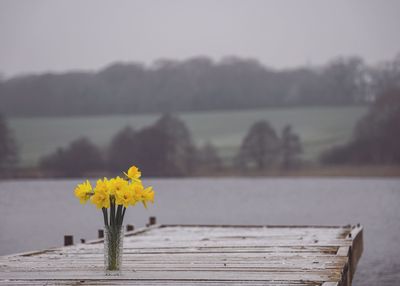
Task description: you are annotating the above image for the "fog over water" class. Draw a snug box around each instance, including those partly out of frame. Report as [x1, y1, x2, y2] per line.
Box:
[0, 177, 399, 285]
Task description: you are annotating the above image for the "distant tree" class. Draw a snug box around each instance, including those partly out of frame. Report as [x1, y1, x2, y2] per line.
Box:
[40, 137, 104, 177]
[237, 120, 280, 170]
[197, 142, 222, 172]
[132, 125, 170, 176]
[107, 126, 137, 172]
[133, 114, 198, 176]
[320, 88, 400, 165]
[0, 113, 18, 172]
[368, 53, 400, 100]
[154, 114, 198, 175]
[319, 57, 366, 104]
[280, 125, 302, 170]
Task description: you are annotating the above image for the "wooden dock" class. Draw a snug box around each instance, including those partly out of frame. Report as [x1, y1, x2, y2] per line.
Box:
[0, 224, 363, 286]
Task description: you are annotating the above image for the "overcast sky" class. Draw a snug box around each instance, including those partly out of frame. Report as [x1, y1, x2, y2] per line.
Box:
[0, 0, 399, 77]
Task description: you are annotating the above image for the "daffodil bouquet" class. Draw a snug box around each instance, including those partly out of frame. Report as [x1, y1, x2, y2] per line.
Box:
[74, 166, 154, 273]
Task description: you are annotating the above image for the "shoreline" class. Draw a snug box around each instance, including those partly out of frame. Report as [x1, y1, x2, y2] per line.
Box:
[1, 165, 400, 180]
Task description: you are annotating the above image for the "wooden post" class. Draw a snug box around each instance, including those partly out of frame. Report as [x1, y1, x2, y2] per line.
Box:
[64, 235, 73, 246]
[98, 229, 104, 238]
[126, 224, 134, 232]
[149, 216, 156, 226]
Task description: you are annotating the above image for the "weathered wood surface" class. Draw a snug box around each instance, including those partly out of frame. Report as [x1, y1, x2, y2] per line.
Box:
[0, 224, 363, 286]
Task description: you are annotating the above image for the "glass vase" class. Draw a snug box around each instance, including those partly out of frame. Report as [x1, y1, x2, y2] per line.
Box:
[104, 225, 124, 275]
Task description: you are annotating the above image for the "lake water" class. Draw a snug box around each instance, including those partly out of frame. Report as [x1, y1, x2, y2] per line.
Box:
[0, 177, 399, 285]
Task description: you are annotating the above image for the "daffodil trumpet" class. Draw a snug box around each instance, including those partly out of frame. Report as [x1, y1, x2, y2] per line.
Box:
[74, 165, 155, 273]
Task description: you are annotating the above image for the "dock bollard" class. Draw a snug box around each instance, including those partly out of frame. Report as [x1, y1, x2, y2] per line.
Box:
[64, 235, 73, 246]
[98, 229, 104, 238]
[126, 224, 134, 232]
[149, 216, 156, 226]
[80, 239, 86, 244]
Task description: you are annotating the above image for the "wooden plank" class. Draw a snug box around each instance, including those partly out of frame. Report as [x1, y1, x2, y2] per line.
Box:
[0, 280, 322, 286]
[162, 224, 351, 229]
[0, 271, 343, 282]
[336, 247, 350, 257]
[348, 225, 363, 284]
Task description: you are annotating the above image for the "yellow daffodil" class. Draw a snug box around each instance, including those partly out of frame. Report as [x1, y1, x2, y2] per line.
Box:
[90, 186, 110, 209]
[115, 185, 136, 208]
[141, 186, 155, 209]
[89, 178, 111, 209]
[95, 177, 109, 193]
[108, 176, 128, 196]
[124, 165, 141, 182]
[74, 180, 93, 204]
[125, 182, 140, 205]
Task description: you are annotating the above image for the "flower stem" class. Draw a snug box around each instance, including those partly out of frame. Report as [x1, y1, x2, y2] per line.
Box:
[121, 207, 126, 225]
[110, 200, 116, 227]
[102, 208, 108, 226]
[116, 205, 122, 226]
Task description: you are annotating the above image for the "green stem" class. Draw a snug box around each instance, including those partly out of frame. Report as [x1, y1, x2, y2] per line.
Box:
[110, 199, 116, 227]
[102, 208, 108, 226]
[116, 205, 123, 226]
[121, 207, 126, 225]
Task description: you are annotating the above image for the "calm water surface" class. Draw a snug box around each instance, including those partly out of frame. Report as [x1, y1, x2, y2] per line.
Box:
[0, 177, 399, 285]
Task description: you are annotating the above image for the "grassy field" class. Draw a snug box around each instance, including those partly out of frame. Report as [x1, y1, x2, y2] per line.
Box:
[9, 106, 368, 167]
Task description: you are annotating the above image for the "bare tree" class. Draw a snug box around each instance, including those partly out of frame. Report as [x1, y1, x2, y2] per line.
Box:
[131, 114, 198, 176]
[155, 114, 198, 175]
[108, 126, 137, 172]
[237, 120, 280, 170]
[281, 125, 302, 170]
[320, 87, 400, 165]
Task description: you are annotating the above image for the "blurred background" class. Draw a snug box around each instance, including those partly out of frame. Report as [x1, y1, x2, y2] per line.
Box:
[0, 0, 399, 285]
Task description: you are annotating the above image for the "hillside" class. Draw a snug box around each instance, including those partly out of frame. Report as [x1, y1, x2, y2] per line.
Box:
[9, 106, 367, 167]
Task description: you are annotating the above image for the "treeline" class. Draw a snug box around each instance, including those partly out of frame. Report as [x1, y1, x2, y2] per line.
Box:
[321, 87, 400, 165]
[39, 114, 208, 177]
[1, 54, 399, 117]
[37, 114, 303, 177]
